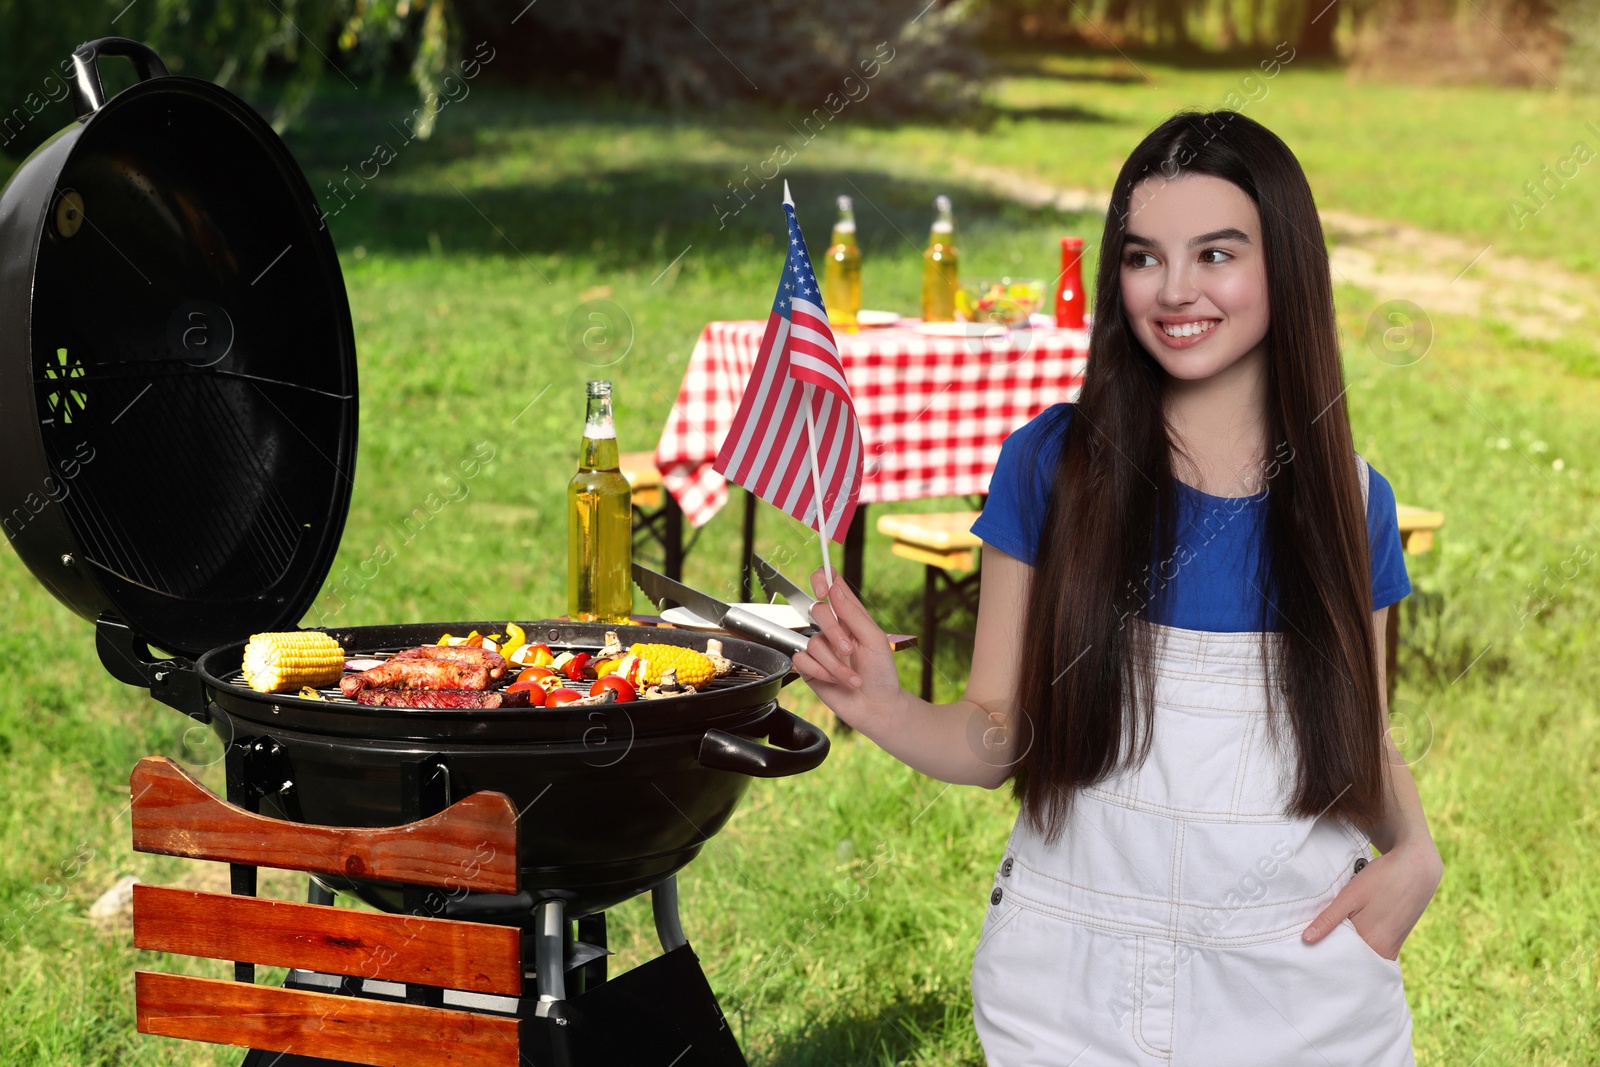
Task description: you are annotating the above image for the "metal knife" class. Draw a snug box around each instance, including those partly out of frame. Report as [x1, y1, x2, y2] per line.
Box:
[750, 553, 816, 625]
[632, 563, 812, 658]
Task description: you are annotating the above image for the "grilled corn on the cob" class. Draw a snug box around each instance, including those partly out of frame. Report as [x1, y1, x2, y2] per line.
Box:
[241, 631, 346, 694]
[626, 643, 714, 689]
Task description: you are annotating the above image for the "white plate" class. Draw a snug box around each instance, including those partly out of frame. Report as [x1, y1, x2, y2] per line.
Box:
[660, 602, 811, 631]
[856, 309, 902, 327]
[913, 320, 1014, 337]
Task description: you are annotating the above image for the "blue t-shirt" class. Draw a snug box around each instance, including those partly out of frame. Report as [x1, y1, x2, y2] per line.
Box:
[969, 404, 1411, 632]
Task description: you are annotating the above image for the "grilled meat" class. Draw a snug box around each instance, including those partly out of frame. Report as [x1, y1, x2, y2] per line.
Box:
[391, 644, 508, 679]
[339, 659, 490, 697]
[353, 687, 527, 710]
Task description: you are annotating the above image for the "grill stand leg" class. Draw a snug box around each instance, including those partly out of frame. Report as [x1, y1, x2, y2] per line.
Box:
[223, 743, 259, 985]
[400, 755, 451, 1008]
[574, 913, 607, 992]
[535, 898, 568, 1012]
[520, 879, 746, 1066]
[653, 875, 688, 953]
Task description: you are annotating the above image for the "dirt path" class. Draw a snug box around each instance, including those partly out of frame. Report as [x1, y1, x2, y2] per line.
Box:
[956, 161, 1600, 342]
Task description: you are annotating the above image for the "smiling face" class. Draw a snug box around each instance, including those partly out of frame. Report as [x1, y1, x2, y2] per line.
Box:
[1119, 173, 1270, 385]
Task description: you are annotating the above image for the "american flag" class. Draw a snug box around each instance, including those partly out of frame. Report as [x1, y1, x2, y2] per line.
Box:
[713, 196, 863, 545]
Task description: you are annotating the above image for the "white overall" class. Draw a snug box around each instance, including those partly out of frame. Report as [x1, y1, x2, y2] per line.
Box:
[972, 458, 1416, 1066]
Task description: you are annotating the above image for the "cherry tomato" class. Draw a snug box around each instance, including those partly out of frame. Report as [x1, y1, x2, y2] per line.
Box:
[517, 665, 557, 684]
[591, 676, 637, 703]
[526, 643, 555, 668]
[565, 652, 594, 681]
[505, 680, 548, 706]
[545, 687, 585, 707]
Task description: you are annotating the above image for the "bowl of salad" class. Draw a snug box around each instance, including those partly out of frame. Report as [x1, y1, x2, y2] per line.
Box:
[955, 278, 1046, 327]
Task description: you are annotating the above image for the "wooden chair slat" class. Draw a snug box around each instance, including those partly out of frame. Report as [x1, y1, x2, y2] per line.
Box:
[133, 885, 522, 995]
[875, 511, 983, 550]
[129, 758, 519, 894]
[135, 971, 520, 1067]
[889, 542, 976, 572]
[619, 451, 662, 483]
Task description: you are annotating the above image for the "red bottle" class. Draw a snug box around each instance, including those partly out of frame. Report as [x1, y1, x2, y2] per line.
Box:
[1054, 236, 1086, 329]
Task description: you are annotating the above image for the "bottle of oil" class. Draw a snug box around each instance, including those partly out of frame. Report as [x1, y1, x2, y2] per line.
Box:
[568, 380, 632, 623]
[921, 195, 959, 322]
[823, 195, 862, 331]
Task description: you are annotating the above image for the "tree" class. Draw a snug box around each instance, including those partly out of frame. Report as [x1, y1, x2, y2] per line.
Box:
[0, 0, 453, 159]
[1298, 0, 1342, 57]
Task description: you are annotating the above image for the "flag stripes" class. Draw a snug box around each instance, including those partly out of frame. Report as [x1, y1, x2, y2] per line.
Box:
[713, 202, 864, 545]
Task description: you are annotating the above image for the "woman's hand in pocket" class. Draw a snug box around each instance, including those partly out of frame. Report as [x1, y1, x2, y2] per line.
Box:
[1301, 839, 1443, 959]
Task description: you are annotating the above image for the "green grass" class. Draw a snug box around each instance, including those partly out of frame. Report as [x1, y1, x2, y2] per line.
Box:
[1, 58, 1598, 1065]
[895, 50, 1600, 275]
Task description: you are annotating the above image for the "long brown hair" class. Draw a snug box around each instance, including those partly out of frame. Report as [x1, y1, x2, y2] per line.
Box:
[1011, 110, 1386, 839]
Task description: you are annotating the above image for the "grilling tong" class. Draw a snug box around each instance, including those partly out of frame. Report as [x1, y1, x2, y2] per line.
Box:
[633, 557, 920, 659]
[632, 555, 818, 658]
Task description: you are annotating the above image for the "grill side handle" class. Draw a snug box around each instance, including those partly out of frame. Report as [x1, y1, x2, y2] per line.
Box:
[698, 706, 829, 778]
[96, 614, 208, 722]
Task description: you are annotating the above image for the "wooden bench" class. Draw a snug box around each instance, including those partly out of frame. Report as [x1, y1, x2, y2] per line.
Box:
[1389, 503, 1445, 703]
[618, 450, 664, 510]
[1396, 504, 1444, 554]
[620, 450, 693, 581]
[129, 757, 524, 1067]
[877, 511, 984, 702]
[620, 451, 763, 599]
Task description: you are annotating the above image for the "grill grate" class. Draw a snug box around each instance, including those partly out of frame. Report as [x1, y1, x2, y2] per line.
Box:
[221, 639, 771, 706]
[45, 370, 304, 599]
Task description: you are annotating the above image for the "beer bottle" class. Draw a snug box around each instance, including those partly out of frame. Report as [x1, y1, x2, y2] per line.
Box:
[567, 380, 633, 623]
[921, 195, 959, 323]
[823, 195, 862, 331]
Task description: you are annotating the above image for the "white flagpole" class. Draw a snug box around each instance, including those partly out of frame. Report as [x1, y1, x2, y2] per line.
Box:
[784, 180, 836, 589]
[802, 383, 836, 588]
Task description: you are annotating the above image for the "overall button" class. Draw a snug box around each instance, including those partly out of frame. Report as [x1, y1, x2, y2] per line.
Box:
[1353, 856, 1369, 874]
[991, 886, 1004, 906]
[1000, 857, 1014, 877]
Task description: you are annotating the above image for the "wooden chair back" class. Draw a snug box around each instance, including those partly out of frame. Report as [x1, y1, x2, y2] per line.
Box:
[128, 756, 524, 1067]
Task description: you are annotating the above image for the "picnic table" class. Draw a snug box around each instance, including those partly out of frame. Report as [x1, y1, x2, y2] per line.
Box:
[652, 317, 1089, 594]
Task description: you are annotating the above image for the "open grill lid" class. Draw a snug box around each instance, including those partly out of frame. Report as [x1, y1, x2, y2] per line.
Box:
[0, 38, 357, 659]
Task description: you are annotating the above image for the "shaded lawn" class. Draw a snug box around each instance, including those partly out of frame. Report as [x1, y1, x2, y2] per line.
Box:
[0, 69, 1596, 1065]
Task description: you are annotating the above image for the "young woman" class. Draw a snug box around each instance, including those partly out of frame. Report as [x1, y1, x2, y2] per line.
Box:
[793, 110, 1442, 1065]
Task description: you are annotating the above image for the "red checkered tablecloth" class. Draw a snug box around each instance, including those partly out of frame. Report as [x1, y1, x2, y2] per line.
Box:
[656, 319, 1089, 526]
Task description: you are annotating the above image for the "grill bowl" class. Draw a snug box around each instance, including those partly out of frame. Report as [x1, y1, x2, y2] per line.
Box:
[194, 620, 821, 921]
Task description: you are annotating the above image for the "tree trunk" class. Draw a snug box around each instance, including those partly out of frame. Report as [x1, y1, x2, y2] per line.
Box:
[1299, 0, 1340, 57]
[1104, 0, 1135, 43]
[1158, 0, 1193, 46]
[1247, 0, 1268, 46]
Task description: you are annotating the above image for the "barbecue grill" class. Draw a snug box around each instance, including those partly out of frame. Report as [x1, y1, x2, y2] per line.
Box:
[2, 37, 830, 1066]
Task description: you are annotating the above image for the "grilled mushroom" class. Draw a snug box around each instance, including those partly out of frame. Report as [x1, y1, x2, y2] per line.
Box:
[643, 667, 692, 700]
[704, 639, 733, 678]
